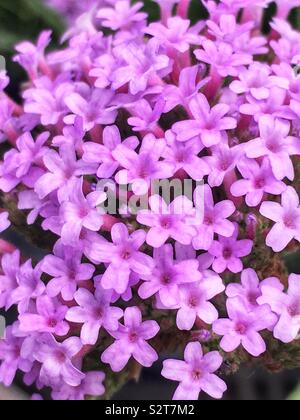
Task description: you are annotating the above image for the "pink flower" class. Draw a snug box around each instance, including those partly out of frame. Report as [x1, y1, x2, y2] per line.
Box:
[0, 326, 33, 386]
[258, 274, 300, 343]
[172, 93, 237, 146]
[192, 185, 236, 251]
[204, 141, 243, 188]
[60, 177, 106, 246]
[66, 286, 123, 345]
[64, 88, 117, 131]
[162, 65, 210, 113]
[260, 186, 300, 252]
[162, 342, 227, 400]
[19, 295, 69, 336]
[35, 145, 95, 201]
[175, 271, 225, 330]
[138, 244, 202, 307]
[10, 260, 45, 314]
[14, 31, 52, 78]
[101, 306, 159, 372]
[88, 223, 154, 294]
[0, 131, 49, 193]
[194, 40, 252, 77]
[127, 98, 165, 133]
[0, 250, 20, 310]
[209, 224, 253, 274]
[83, 125, 139, 179]
[146, 17, 201, 53]
[231, 157, 286, 207]
[112, 39, 171, 95]
[213, 297, 277, 357]
[34, 334, 84, 387]
[162, 130, 210, 180]
[246, 116, 300, 181]
[23, 74, 74, 125]
[113, 134, 174, 195]
[51, 371, 105, 401]
[137, 195, 197, 248]
[97, 1, 147, 31]
[226, 268, 284, 310]
[41, 241, 95, 301]
[230, 63, 288, 100]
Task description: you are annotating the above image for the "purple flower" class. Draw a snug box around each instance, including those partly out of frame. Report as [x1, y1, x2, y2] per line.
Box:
[34, 334, 84, 387]
[146, 17, 201, 53]
[23, 74, 74, 125]
[194, 40, 252, 77]
[83, 125, 139, 178]
[14, 31, 52, 79]
[162, 65, 210, 113]
[172, 93, 237, 146]
[138, 244, 202, 307]
[127, 98, 165, 133]
[64, 88, 117, 131]
[101, 306, 159, 372]
[41, 241, 95, 301]
[162, 130, 210, 180]
[239, 87, 291, 122]
[0, 212, 10, 233]
[112, 39, 171, 95]
[97, 1, 147, 31]
[35, 145, 95, 201]
[0, 131, 49, 193]
[213, 297, 277, 357]
[0, 326, 33, 386]
[52, 117, 85, 153]
[231, 157, 286, 207]
[204, 141, 243, 188]
[226, 268, 284, 310]
[0, 250, 20, 310]
[246, 116, 300, 181]
[113, 134, 174, 195]
[88, 223, 154, 294]
[258, 274, 300, 343]
[230, 63, 288, 100]
[161, 342, 227, 400]
[19, 295, 70, 337]
[51, 371, 105, 400]
[260, 186, 300, 252]
[175, 271, 225, 330]
[209, 224, 253, 274]
[192, 185, 236, 251]
[10, 260, 45, 314]
[66, 286, 123, 345]
[137, 195, 197, 248]
[60, 177, 106, 246]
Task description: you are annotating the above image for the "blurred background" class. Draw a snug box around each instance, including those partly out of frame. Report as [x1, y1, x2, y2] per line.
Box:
[0, 0, 299, 400]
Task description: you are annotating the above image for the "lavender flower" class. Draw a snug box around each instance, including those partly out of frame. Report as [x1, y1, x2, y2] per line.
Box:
[66, 286, 123, 345]
[260, 186, 300, 252]
[162, 342, 227, 400]
[213, 297, 277, 357]
[101, 306, 159, 372]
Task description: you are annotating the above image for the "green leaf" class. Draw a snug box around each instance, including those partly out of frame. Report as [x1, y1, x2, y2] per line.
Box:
[288, 384, 300, 401]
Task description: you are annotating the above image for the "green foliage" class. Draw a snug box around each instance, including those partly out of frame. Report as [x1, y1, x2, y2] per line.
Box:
[0, 0, 64, 96]
[288, 384, 300, 400]
[136, 0, 208, 22]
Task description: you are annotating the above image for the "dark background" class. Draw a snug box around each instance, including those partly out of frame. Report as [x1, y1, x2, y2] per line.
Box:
[0, 0, 300, 400]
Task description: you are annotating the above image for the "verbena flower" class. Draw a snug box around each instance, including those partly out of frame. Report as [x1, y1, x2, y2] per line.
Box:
[0, 0, 299, 401]
[162, 342, 227, 400]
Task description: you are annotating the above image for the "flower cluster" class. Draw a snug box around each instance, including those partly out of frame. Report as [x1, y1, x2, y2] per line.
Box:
[0, 0, 300, 401]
